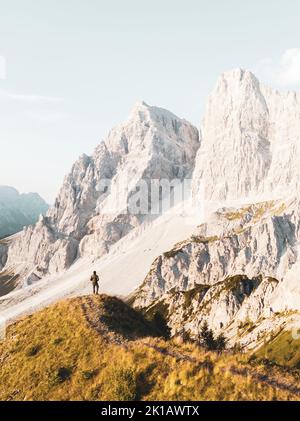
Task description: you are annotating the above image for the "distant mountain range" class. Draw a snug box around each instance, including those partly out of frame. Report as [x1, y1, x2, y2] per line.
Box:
[0, 186, 49, 239]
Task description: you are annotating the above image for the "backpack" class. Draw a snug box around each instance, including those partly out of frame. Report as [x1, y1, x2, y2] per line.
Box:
[90, 274, 99, 283]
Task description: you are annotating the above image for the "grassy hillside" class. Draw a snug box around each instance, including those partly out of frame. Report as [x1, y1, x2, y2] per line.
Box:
[0, 295, 300, 401]
[255, 329, 300, 368]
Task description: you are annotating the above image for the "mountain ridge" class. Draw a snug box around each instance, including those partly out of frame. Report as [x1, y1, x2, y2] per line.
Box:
[0, 294, 299, 401]
[1, 102, 199, 291]
[1, 69, 300, 353]
[0, 185, 48, 241]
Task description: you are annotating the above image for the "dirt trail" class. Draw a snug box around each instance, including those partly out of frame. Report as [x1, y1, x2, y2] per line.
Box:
[228, 366, 300, 398]
[80, 295, 300, 399]
[140, 341, 205, 364]
[144, 344, 300, 397]
[0, 203, 197, 325]
[80, 296, 126, 346]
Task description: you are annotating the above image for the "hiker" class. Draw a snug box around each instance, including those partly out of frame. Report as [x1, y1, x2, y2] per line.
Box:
[90, 271, 99, 294]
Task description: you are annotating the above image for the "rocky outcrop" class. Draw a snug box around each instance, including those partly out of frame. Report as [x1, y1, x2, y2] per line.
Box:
[0, 186, 49, 239]
[77, 103, 199, 259]
[130, 69, 300, 348]
[141, 274, 279, 338]
[132, 198, 300, 346]
[2, 102, 199, 286]
[133, 199, 298, 305]
[192, 69, 300, 207]
[5, 215, 79, 283]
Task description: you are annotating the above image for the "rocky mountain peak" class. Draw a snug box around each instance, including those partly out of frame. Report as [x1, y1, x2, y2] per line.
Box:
[217, 68, 259, 86]
[192, 69, 300, 207]
[2, 102, 199, 286]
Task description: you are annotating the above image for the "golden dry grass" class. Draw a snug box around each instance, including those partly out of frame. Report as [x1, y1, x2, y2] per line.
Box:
[0, 295, 299, 401]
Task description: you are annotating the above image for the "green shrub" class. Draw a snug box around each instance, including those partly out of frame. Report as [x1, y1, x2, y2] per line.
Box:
[25, 345, 41, 357]
[152, 312, 171, 339]
[48, 367, 72, 386]
[108, 367, 137, 401]
[214, 333, 226, 351]
[198, 322, 226, 351]
[82, 369, 99, 380]
[163, 248, 182, 258]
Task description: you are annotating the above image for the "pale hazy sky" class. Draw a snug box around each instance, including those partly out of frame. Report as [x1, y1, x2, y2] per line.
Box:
[0, 0, 300, 203]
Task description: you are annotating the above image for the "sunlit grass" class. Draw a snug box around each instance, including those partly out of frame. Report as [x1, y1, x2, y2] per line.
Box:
[0, 295, 299, 401]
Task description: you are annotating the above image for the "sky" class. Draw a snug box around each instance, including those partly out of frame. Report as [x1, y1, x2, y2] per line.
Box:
[0, 0, 300, 203]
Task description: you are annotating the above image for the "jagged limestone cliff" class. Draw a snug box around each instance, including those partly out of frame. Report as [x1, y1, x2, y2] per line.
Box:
[2, 102, 199, 289]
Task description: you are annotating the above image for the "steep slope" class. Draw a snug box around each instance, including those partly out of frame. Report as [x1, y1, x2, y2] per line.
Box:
[132, 198, 300, 348]
[2, 102, 199, 290]
[131, 69, 300, 348]
[3, 68, 300, 355]
[192, 69, 300, 209]
[0, 201, 198, 323]
[0, 295, 299, 401]
[0, 186, 48, 239]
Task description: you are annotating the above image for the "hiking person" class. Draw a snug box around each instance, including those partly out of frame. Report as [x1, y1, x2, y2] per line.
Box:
[90, 270, 99, 294]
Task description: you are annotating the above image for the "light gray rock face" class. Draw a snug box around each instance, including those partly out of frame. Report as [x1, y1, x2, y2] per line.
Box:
[192, 69, 300, 205]
[132, 198, 300, 346]
[3, 102, 199, 286]
[5, 215, 79, 282]
[0, 186, 49, 239]
[131, 69, 300, 348]
[142, 275, 279, 339]
[78, 102, 199, 258]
